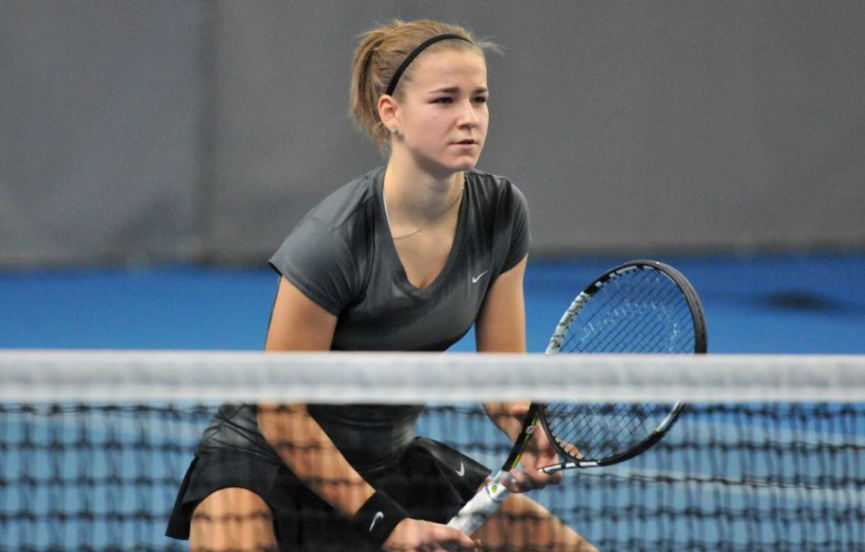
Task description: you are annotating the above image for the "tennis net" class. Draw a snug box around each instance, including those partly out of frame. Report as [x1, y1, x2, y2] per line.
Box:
[1, 351, 863, 551]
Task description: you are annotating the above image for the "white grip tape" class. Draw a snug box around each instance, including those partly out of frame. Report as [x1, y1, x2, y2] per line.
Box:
[446, 471, 511, 534]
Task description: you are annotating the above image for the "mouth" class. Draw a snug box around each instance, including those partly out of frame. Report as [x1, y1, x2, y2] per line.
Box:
[453, 138, 479, 146]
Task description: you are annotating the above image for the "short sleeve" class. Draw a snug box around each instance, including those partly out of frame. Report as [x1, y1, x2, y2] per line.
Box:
[269, 218, 358, 315]
[501, 183, 530, 272]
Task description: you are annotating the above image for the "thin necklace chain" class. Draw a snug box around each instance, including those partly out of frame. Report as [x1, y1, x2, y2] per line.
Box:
[384, 183, 465, 240]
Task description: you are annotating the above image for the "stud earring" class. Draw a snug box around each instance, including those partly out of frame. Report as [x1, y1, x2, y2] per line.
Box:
[392, 128, 399, 135]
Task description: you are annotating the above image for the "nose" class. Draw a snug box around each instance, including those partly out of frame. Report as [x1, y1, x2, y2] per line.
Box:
[456, 98, 482, 129]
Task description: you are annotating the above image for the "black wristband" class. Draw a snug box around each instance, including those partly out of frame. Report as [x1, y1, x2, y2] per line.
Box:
[349, 491, 410, 546]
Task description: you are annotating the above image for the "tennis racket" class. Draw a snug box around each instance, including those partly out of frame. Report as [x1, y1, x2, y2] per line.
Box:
[447, 260, 707, 535]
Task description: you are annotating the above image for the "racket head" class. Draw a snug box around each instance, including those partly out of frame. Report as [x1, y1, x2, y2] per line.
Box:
[542, 260, 706, 467]
[546, 260, 707, 355]
[540, 401, 686, 466]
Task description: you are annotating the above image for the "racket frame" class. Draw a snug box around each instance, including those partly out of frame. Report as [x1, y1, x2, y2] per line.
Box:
[547, 260, 707, 355]
[447, 259, 707, 534]
[540, 260, 706, 469]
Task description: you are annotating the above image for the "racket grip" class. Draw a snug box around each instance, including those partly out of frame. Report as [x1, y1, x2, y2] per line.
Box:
[446, 471, 511, 535]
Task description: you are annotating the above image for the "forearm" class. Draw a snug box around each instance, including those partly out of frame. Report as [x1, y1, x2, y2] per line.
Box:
[262, 279, 369, 511]
[477, 257, 529, 438]
[257, 402, 374, 516]
[482, 402, 528, 440]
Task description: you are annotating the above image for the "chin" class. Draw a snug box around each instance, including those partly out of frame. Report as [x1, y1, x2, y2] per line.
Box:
[430, 161, 477, 178]
[451, 154, 482, 171]
[453, 160, 479, 172]
[416, 152, 482, 177]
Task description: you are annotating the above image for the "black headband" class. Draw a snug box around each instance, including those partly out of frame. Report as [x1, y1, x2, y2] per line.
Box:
[385, 33, 473, 96]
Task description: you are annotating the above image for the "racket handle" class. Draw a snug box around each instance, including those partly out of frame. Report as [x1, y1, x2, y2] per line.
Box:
[446, 470, 511, 535]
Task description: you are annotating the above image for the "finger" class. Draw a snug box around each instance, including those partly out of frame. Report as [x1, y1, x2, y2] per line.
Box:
[520, 468, 545, 489]
[528, 436, 558, 458]
[522, 467, 563, 488]
[509, 402, 530, 420]
[504, 468, 545, 492]
[444, 529, 478, 552]
[560, 442, 583, 459]
[502, 469, 527, 492]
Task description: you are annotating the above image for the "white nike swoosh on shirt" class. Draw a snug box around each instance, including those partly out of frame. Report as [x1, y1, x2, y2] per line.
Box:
[472, 271, 488, 283]
[455, 461, 466, 476]
[369, 512, 384, 532]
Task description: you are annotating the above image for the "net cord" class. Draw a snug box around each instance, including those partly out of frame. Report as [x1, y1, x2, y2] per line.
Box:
[1, 351, 863, 403]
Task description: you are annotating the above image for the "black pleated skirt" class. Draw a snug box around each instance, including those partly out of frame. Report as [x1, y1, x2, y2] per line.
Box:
[166, 436, 490, 551]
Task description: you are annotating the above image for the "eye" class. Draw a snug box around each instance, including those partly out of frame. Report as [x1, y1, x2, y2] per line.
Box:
[473, 95, 489, 105]
[433, 97, 454, 104]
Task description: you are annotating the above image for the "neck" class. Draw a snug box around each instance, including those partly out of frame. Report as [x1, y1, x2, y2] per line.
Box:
[383, 160, 464, 223]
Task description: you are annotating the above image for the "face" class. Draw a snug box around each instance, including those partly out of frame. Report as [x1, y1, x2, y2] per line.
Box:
[390, 49, 489, 177]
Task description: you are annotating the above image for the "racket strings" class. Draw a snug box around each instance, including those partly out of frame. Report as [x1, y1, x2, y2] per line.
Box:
[616, 294, 695, 353]
[547, 265, 698, 461]
[560, 269, 696, 354]
[544, 403, 671, 461]
[592, 277, 683, 352]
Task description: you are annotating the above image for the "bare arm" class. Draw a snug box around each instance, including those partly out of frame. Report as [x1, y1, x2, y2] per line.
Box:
[476, 255, 528, 435]
[474, 257, 562, 492]
[261, 277, 373, 511]
[474, 256, 527, 355]
[262, 277, 477, 551]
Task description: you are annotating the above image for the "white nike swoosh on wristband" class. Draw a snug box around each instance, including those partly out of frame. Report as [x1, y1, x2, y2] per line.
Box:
[369, 511, 384, 532]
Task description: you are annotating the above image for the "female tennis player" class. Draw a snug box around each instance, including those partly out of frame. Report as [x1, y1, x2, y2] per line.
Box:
[167, 20, 598, 552]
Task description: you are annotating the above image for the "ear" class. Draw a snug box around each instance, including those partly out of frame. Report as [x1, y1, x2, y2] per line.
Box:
[377, 94, 399, 133]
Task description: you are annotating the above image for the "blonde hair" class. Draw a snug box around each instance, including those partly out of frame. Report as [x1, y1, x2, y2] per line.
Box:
[350, 20, 497, 152]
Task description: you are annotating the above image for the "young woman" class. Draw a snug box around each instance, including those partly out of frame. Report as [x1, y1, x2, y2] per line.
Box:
[167, 20, 598, 552]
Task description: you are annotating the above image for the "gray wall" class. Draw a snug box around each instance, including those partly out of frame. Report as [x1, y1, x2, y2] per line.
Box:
[2, 1, 863, 268]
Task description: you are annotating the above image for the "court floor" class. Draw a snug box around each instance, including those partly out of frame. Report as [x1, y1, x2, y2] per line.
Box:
[0, 253, 862, 550]
[1, 253, 863, 353]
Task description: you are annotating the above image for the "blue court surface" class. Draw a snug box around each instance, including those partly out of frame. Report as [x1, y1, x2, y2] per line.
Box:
[0, 253, 863, 551]
[1, 253, 863, 353]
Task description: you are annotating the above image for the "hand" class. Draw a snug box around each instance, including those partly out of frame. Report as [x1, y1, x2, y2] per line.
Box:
[502, 403, 564, 493]
[384, 518, 478, 552]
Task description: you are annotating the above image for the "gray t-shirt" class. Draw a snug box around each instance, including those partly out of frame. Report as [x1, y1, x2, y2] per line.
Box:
[268, 166, 529, 471]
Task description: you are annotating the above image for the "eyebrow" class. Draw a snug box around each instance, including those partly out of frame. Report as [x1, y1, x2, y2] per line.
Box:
[428, 86, 489, 95]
